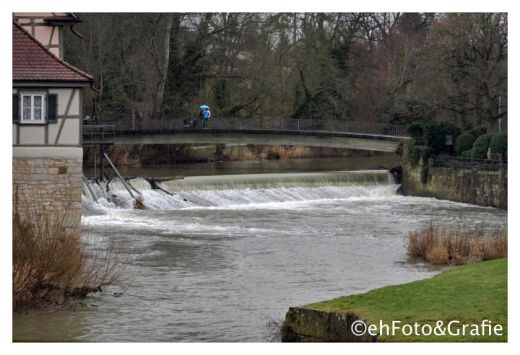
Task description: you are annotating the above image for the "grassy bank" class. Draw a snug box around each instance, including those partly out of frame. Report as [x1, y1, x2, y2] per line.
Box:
[302, 259, 507, 341]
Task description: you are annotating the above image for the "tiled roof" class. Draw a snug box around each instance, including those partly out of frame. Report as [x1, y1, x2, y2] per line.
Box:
[12, 21, 93, 82]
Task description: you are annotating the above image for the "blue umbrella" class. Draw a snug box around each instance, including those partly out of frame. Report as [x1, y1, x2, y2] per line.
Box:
[199, 104, 209, 110]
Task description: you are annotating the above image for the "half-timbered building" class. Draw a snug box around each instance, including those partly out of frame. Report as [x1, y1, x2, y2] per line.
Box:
[12, 13, 93, 233]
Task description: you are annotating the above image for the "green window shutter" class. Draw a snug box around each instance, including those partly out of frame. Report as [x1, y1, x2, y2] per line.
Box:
[47, 94, 58, 123]
[13, 94, 19, 123]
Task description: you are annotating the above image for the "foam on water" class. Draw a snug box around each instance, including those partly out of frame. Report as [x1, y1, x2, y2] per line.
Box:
[82, 170, 398, 212]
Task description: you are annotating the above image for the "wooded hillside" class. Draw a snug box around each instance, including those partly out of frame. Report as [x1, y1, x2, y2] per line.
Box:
[65, 13, 507, 131]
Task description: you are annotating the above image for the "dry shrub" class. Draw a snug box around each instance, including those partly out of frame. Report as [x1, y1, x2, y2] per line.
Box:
[467, 238, 484, 264]
[225, 146, 255, 161]
[13, 209, 120, 311]
[408, 221, 507, 266]
[482, 230, 508, 260]
[426, 245, 450, 265]
[225, 145, 379, 161]
[408, 231, 420, 257]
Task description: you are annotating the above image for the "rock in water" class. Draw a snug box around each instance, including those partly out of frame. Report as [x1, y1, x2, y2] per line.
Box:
[134, 195, 145, 209]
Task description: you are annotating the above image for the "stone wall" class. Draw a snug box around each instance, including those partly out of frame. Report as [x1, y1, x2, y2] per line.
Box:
[281, 307, 377, 342]
[13, 157, 83, 234]
[401, 157, 507, 209]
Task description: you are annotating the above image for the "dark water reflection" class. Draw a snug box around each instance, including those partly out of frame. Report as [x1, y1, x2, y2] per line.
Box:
[84, 155, 401, 178]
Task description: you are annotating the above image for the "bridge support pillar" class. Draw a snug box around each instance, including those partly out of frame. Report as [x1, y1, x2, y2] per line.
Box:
[215, 143, 226, 162]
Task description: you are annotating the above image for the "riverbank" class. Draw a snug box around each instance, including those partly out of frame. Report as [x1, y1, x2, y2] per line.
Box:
[282, 259, 507, 342]
[83, 144, 393, 167]
[401, 142, 507, 209]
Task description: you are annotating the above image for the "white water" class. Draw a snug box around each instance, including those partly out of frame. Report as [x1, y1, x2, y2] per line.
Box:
[82, 170, 397, 211]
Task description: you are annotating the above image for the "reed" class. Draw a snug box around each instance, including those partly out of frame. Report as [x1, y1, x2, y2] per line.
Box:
[408, 222, 507, 265]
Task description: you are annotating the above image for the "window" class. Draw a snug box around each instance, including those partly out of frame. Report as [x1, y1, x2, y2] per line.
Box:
[20, 93, 46, 123]
[13, 92, 57, 124]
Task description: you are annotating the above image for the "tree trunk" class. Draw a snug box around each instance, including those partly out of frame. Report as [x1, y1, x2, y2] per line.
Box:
[153, 14, 173, 119]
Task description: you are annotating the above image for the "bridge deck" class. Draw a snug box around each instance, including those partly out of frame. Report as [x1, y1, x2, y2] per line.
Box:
[83, 118, 409, 152]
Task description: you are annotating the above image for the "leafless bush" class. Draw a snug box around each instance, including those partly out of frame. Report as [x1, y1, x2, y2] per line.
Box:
[408, 221, 507, 265]
[13, 207, 121, 311]
[426, 244, 450, 265]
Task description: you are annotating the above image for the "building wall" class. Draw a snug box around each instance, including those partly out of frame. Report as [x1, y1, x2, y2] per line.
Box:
[14, 13, 66, 58]
[13, 154, 83, 235]
[13, 85, 84, 234]
[13, 87, 82, 146]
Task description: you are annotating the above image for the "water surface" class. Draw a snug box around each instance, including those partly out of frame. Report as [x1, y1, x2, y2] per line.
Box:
[14, 158, 507, 342]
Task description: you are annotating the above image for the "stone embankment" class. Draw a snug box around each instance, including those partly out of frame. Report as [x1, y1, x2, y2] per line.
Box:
[401, 151, 507, 209]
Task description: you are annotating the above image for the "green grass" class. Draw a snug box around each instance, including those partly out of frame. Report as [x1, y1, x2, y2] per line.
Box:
[306, 259, 507, 342]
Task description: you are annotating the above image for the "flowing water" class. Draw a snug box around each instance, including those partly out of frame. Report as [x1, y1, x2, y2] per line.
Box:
[13, 157, 507, 342]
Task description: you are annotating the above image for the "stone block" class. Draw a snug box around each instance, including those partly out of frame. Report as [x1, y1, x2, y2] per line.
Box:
[13, 157, 83, 235]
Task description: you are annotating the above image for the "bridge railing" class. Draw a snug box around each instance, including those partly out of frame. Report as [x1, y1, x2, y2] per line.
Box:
[430, 155, 507, 171]
[82, 124, 115, 145]
[93, 118, 409, 137]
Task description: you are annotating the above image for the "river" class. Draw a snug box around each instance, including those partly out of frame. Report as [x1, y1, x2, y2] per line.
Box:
[13, 156, 507, 342]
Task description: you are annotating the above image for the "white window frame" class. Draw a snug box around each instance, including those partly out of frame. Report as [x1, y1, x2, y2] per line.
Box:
[20, 92, 46, 124]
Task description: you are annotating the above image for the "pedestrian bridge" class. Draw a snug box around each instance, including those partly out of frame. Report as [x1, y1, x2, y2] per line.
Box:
[83, 118, 410, 153]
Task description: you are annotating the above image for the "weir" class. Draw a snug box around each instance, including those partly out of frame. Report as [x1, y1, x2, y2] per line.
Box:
[82, 170, 397, 211]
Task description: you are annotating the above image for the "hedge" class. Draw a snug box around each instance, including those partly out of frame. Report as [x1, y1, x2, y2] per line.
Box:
[423, 121, 461, 155]
[407, 140, 433, 167]
[469, 126, 487, 140]
[489, 132, 507, 159]
[455, 133, 476, 156]
[471, 134, 493, 159]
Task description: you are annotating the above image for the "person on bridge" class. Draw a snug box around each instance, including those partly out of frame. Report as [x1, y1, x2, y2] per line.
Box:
[199, 105, 211, 128]
[198, 105, 206, 124]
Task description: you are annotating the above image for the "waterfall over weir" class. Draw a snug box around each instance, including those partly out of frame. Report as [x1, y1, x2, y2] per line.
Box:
[82, 170, 398, 213]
